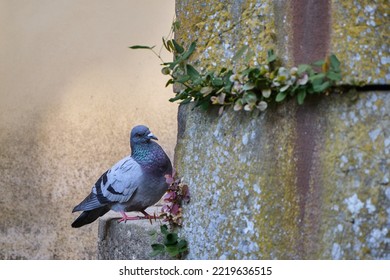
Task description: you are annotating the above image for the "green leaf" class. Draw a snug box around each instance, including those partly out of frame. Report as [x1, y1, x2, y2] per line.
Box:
[181, 41, 196, 60]
[151, 243, 165, 253]
[176, 75, 190, 83]
[312, 59, 325, 67]
[165, 233, 178, 245]
[240, 67, 253, 77]
[243, 82, 255, 91]
[297, 64, 312, 75]
[223, 70, 233, 80]
[326, 71, 342, 81]
[267, 54, 277, 63]
[255, 78, 269, 89]
[267, 49, 277, 63]
[172, 39, 184, 54]
[309, 73, 326, 85]
[313, 81, 331, 93]
[233, 98, 243, 111]
[165, 245, 179, 257]
[200, 86, 213, 96]
[178, 243, 187, 253]
[180, 97, 192, 104]
[167, 40, 175, 52]
[297, 90, 307, 105]
[329, 54, 341, 72]
[162, 37, 169, 52]
[243, 92, 257, 104]
[177, 239, 187, 249]
[160, 225, 169, 235]
[169, 91, 190, 102]
[275, 91, 287, 102]
[161, 67, 171, 75]
[167, 61, 177, 70]
[232, 45, 249, 61]
[261, 88, 272, 98]
[172, 21, 181, 31]
[211, 78, 224, 87]
[186, 64, 200, 80]
[197, 99, 211, 111]
[165, 79, 174, 87]
[224, 83, 233, 92]
[129, 45, 155, 50]
[280, 84, 290, 92]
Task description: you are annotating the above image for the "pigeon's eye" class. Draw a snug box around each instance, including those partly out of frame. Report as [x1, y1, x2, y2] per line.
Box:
[136, 133, 142, 137]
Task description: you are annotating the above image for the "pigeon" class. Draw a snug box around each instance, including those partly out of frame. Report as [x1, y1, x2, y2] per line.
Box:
[71, 125, 173, 228]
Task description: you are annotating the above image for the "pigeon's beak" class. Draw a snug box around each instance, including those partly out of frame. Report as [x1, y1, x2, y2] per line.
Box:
[147, 132, 158, 141]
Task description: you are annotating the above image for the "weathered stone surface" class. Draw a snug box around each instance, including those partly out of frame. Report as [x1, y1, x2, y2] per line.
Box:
[98, 209, 170, 260]
[331, 0, 390, 84]
[175, 0, 278, 70]
[175, 90, 390, 259]
[173, 0, 390, 259]
[175, 0, 389, 83]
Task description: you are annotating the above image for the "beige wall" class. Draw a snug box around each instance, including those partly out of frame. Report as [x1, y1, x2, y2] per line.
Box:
[0, 0, 176, 259]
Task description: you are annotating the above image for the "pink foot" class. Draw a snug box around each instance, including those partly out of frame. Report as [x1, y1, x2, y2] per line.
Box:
[117, 211, 140, 223]
[117, 211, 161, 224]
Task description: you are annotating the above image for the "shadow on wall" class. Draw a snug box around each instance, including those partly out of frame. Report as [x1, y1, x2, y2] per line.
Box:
[0, 0, 176, 259]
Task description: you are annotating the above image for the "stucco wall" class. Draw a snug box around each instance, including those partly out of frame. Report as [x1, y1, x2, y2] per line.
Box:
[0, 0, 176, 259]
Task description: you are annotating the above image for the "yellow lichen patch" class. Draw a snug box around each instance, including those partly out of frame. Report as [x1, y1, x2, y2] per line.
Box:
[331, 0, 390, 84]
[175, 0, 277, 73]
[253, 114, 301, 258]
[317, 91, 389, 259]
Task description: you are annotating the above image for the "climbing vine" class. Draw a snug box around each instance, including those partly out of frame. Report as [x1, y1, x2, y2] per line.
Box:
[130, 37, 342, 115]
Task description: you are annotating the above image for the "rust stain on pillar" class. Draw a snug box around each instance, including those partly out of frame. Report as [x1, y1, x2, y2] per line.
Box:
[291, 0, 331, 64]
[290, 0, 331, 258]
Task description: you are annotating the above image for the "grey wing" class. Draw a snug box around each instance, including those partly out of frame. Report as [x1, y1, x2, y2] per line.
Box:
[92, 156, 144, 204]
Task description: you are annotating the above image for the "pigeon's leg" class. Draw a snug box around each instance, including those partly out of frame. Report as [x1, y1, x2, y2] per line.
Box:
[117, 211, 142, 223]
[117, 211, 160, 224]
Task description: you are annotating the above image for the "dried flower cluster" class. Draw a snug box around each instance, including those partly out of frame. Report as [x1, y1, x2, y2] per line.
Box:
[160, 173, 190, 228]
[148, 174, 190, 258]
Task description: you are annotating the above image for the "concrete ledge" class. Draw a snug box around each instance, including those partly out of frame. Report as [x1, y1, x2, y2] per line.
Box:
[97, 208, 170, 260]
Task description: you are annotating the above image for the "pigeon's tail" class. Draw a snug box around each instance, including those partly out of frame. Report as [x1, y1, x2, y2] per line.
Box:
[72, 192, 110, 228]
[72, 192, 105, 212]
[71, 206, 110, 228]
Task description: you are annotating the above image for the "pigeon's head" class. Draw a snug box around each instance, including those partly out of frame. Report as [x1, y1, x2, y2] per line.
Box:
[130, 125, 158, 146]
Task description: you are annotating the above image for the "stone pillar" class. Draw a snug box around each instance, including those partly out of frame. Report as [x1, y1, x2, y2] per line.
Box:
[174, 0, 389, 259]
